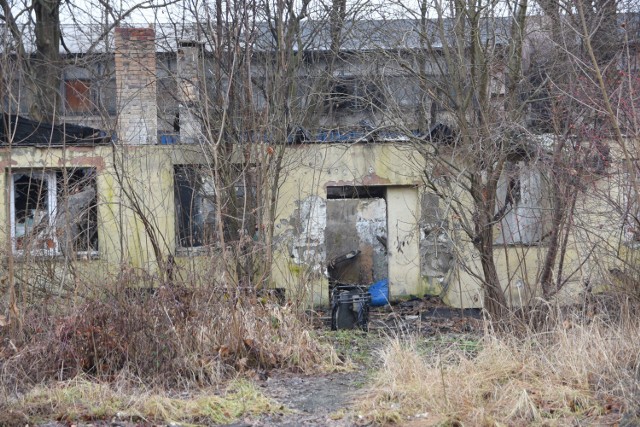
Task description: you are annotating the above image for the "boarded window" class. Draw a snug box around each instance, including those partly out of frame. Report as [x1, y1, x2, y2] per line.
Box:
[65, 79, 93, 113]
[174, 166, 216, 248]
[11, 169, 98, 255]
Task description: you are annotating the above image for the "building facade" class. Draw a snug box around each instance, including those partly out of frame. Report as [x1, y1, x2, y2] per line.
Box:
[0, 23, 631, 308]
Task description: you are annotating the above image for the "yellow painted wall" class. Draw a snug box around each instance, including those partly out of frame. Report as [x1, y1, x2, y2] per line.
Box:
[386, 186, 421, 296]
[273, 143, 628, 308]
[272, 143, 428, 304]
[0, 144, 210, 294]
[0, 141, 628, 309]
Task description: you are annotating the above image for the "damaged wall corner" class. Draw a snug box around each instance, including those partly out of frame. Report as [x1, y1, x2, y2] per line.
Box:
[419, 191, 455, 298]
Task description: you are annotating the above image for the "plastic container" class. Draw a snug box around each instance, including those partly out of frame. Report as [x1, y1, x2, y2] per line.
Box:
[330, 285, 371, 330]
[369, 278, 389, 306]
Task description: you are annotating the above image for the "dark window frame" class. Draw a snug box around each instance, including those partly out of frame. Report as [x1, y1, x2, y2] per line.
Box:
[174, 165, 216, 249]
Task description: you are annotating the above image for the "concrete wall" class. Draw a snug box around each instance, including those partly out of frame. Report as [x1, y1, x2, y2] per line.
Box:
[0, 144, 213, 293]
[272, 142, 627, 308]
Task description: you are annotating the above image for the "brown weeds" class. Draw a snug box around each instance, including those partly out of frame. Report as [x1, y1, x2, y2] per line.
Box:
[1, 283, 335, 389]
[358, 316, 640, 425]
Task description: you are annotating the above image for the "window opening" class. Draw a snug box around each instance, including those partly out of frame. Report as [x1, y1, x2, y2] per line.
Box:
[495, 162, 544, 245]
[174, 166, 216, 248]
[327, 185, 386, 199]
[327, 77, 384, 113]
[11, 168, 98, 255]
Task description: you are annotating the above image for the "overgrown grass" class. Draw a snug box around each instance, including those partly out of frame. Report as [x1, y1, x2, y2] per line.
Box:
[0, 273, 341, 424]
[358, 316, 640, 425]
[0, 377, 284, 426]
[1, 282, 339, 389]
[322, 329, 379, 365]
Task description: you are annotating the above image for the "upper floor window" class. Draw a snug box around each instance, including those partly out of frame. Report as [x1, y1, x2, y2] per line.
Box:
[327, 77, 385, 113]
[64, 79, 94, 114]
[10, 168, 98, 256]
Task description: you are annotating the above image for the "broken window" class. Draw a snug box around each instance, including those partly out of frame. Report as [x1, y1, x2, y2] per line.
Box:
[98, 78, 117, 115]
[11, 169, 98, 255]
[327, 77, 385, 113]
[495, 162, 545, 245]
[65, 79, 94, 114]
[174, 165, 216, 248]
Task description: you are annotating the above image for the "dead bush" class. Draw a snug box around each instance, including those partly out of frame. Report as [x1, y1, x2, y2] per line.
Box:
[1, 279, 337, 390]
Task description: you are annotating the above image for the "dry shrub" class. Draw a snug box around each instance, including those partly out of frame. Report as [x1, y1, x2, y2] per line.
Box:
[1, 282, 337, 390]
[359, 317, 640, 425]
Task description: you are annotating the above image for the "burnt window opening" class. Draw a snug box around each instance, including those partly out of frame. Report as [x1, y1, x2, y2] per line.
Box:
[11, 168, 98, 255]
[174, 165, 216, 248]
[327, 77, 385, 113]
[327, 185, 386, 199]
[426, 123, 456, 145]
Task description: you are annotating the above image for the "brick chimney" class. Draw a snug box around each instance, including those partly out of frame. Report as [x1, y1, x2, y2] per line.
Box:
[115, 27, 158, 145]
[177, 40, 203, 144]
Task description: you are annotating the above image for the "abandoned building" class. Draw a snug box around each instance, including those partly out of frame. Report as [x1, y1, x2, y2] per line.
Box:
[0, 20, 635, 308]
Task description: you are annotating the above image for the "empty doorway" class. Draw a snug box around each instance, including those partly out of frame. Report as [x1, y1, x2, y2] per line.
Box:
[325, 186, 388, 286]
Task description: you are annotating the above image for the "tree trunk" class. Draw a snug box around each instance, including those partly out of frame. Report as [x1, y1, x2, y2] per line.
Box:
[31, 0, 61, 122]
[476, 210, 508, 318]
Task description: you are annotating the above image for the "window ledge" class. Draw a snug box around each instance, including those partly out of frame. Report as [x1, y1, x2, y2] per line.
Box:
[493, 242, 547, 248]
[9, 251, 100, 262]
[175, 246, 217, 257]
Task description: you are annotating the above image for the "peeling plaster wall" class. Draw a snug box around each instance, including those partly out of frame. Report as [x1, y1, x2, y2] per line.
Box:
[419, 192, 455, 296]
[273, 143, 628, 308]
[0, 145, 209, 290]
[289, 195, 327, 272]
[386, 187, 421, 296]
[272, 143, 427, 304]
[0, 141, 627, 309]
[355, 199, 388, 283]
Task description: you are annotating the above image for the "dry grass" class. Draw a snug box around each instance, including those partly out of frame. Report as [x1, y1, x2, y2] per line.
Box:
[0, 376, 284, 426]
[0, 272, 341, 425]
[1, 283, 339, 389]
[358, 317, 640, 425]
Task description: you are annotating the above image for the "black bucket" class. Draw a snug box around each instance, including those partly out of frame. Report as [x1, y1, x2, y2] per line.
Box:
[330, 284, 371, 330]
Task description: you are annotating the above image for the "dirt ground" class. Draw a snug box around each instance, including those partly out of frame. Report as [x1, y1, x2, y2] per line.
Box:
[233, 296, 485, 427]
[29, 296, 483, 427]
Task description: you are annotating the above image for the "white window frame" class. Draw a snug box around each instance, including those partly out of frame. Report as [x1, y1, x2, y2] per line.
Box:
[9, 169, 99, 257]
[10, 171, 58, 255]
